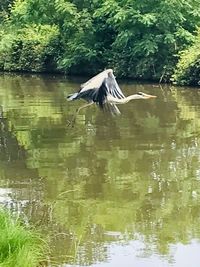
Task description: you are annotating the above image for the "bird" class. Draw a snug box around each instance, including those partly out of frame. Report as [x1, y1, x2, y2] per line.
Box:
[67, 69, 157, 114]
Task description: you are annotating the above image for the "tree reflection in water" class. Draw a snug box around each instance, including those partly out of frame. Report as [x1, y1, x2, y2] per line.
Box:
[0, 74, 200, 266]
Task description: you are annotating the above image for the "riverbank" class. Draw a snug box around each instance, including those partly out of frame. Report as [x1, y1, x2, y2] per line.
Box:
[0, 209, 46, 267]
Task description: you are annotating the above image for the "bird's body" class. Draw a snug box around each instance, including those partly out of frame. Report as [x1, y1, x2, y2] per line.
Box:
[67, 69, 156, 114]
[67, 69, 125, 106]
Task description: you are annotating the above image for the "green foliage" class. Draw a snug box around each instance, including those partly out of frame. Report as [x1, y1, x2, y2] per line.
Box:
[0, 24, 60, 72]
[0, 0, 14, 22]
[172, 28, 200, 85]
[98, 0, 198, 80]
[58, 10, 101, 74]
[9, 0, 55, 25]
[0, 209, 45, 267]
[0, 0, 200, 81]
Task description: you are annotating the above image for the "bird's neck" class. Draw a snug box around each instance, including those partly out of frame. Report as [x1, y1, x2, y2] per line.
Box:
[125, 94, 142, 102]
[106, 94, 141, 104]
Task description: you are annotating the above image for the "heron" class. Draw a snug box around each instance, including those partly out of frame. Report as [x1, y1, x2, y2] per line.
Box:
[67, 69, 157, 115]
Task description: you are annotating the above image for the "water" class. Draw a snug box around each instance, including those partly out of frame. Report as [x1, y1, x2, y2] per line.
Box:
[0, 73, 200, 266]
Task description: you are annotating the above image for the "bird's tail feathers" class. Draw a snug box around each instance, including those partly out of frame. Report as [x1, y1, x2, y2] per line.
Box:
[67, 93, 79, 101]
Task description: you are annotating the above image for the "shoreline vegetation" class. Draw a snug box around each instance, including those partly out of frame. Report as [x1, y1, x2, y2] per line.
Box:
[0, 209, 46, 267]
[0, 0, 200, 86]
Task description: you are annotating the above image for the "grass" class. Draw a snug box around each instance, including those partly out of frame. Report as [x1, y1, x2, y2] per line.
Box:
[0, 209, 46, 267]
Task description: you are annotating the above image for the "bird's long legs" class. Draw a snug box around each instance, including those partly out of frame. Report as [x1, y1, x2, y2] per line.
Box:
[67, 102, 94, 127]
[76, 102, 94, 114]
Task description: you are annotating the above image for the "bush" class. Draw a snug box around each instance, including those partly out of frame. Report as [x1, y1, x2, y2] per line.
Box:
[172, 28, 200, 86]
[0, 24, 60, 72]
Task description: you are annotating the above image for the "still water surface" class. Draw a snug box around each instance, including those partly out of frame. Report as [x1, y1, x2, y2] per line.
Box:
[0, 73, 200, 266]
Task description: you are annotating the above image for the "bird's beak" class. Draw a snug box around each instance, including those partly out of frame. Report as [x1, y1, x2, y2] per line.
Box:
[144, 94, 157, 99]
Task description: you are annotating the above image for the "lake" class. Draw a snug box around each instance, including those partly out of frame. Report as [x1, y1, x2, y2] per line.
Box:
[0, 73, 200, 267]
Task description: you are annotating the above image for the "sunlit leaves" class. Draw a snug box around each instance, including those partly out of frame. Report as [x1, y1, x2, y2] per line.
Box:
[172, 28, 200, 85]
[9, 0, 29, 25]
[93, 0, 120, 19]
[139, 13, 157, 26]
[0, 24, 60, 72]
[108, 0, 200, 80]
[1, 0, 200, 81]
[54, 0, 77, 15]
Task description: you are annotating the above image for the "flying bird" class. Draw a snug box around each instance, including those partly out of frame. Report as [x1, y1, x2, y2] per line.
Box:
[67, 69, 157, 115]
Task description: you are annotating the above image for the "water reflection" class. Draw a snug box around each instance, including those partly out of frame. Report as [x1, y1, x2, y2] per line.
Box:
[0, 73, 200, 266]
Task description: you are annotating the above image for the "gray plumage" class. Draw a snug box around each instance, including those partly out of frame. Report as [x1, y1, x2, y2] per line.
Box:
[67, 69, 157, 114]
[67, 69, 125, 108]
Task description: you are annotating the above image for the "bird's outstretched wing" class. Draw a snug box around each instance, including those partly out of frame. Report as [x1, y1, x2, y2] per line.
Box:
[80, 70, 108, 90]
[105, 72, 125, 100]
[67, 69, 125, 108]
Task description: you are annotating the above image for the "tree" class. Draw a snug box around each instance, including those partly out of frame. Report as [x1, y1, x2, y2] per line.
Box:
[0, 0, 200, 82]
[95, 0, 200, 80]
[172, 28, 200, 85]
